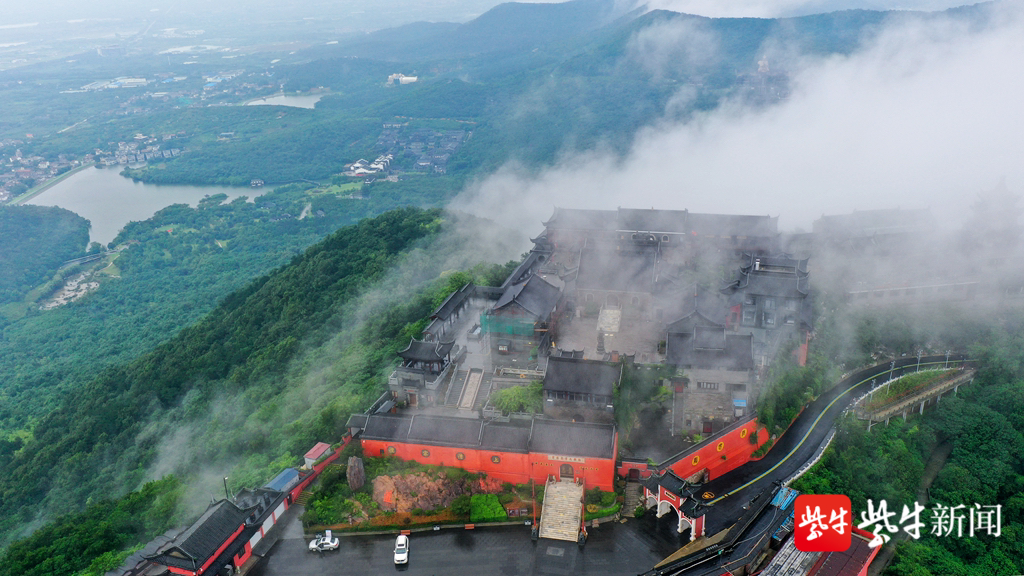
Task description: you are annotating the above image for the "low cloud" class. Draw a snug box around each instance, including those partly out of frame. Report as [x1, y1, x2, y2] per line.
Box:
[456, 2, 1024, 231]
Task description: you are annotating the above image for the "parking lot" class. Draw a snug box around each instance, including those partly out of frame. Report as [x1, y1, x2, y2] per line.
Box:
[249, 511, 687, 576]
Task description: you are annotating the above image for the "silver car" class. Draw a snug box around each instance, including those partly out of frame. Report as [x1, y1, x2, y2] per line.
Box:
[309, 530, 339, 552]
[394, 534, 410, 564]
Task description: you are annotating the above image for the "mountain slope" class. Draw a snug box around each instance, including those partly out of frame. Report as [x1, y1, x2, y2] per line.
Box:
[325, 0, 626, 61]
[0, 207, 444, 547]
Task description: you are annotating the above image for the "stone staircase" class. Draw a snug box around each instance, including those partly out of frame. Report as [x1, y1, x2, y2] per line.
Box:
[293, 490, 313, 506]
[458, 368, 483, 410]
[473, 376, 493, 410]
[445, 370, 468, 407]
[624, 481, 643, 513]
[538, 478, 584, 542]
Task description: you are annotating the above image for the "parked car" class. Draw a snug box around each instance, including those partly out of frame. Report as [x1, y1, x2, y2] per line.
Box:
[309, 530, 339, 552]
[394, 534, 410, 564]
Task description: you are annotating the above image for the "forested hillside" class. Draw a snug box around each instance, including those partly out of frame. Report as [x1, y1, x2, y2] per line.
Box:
[792, 325, 1024, 575]
[0, 208, 441, 547]
[0, 205, 88, 306]
[0, 180, 463, 436]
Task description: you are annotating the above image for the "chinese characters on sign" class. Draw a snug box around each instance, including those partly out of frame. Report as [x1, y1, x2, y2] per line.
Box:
[857, 500, 1002, 547]
[795, 496, 1003, 551]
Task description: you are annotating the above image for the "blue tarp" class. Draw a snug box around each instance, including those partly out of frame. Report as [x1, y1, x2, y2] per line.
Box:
[264, 468, 301, 492]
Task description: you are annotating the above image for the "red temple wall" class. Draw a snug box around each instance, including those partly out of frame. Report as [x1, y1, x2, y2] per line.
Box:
[663, 417, 770, 481]
[360, 439, 615, 491]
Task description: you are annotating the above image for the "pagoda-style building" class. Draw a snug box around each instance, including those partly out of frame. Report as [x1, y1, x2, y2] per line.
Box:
[388, 338, 458, 406]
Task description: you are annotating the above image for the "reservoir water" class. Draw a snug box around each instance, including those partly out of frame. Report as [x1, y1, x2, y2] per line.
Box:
[246, 93, 323, 109]
[26, 167, 264, 245]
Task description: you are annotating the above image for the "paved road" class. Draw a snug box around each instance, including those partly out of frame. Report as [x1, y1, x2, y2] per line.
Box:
[694, 355, 967, 535]
[642, 356, 971, 576]
[251, 516, 686, 576]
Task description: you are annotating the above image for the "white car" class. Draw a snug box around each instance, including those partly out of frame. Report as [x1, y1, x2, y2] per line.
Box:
[309, 530, 339, 552]
[394, 534, 410, 564]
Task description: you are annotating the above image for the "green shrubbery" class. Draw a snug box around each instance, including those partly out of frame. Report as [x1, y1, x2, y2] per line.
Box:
[469, 494, 508, 523]
[451, 494, 471, 518]
[584, 487, 616, 507]
[489, 380, 543, 414]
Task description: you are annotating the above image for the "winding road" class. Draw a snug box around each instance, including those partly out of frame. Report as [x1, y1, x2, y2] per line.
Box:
[645, 354, 970, 576]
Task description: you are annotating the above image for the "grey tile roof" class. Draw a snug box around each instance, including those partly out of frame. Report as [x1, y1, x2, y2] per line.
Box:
[351, 414, 615, 460]
[693, 325, 727, 350]
[147, 500, 249, 570]
[813, 208, 933, 238]
[362, 414, 412, 441]
[642, 470, 689, 497]
[544, 207, 618, 230]
[543, 357, 621, 396]
[688, 213, 777, 237]
[398, 339, 456, 363]
[481, 421, 533, 452]
[575, 247, 657, 293]
[617, 208, 689, 233]
[666, 308, 727, 335]
[529, 420, 616, 459]
[493, 274, 561, 320]
[666, 330, 754, 371]
[408, 415, 483, 447]
[432, 283, 474, 321]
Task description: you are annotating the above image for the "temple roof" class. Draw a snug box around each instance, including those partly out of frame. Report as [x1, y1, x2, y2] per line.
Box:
[688, 213, 778, 237]
[531, 419, 617, 458]
[641, 470, 690, 498]
[544, 207, 618, 230]
[666, 293, 729, 334]
[813, 208, 933, 238]
[147, 500, 249, 570]
[398, 339, 455, 363]
[740, 253, 809, 276]
[543, 356, 622, 396]
[544, 207, 779, 239]
[348, 414, 616, 460]
[432, 283, 473, 321]
[666, 329, 754, 371]
[693, 325, 727, 350]
[493, 274, 561, 320]
[575, 246, 658, 293]
[723, 254, 811, 299]
[617, 208, 690, 233]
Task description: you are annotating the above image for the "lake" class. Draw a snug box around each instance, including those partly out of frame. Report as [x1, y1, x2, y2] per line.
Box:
[246, 93, 323, 109]
[26, 167, 265, 245]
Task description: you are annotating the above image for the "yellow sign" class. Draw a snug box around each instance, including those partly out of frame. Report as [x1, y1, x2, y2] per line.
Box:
[548, 455, 585, 463]
[703, 491, 715, 499]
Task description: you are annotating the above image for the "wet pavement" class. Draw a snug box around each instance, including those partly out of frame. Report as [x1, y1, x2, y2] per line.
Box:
[249, 514, 689, 576]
